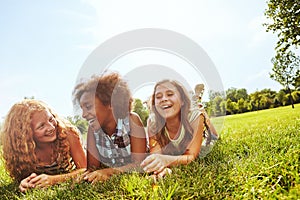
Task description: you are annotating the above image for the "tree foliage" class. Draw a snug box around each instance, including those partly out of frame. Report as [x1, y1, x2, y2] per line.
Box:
[132, 98, 149, 126]
[67, 115, 88, 135]
[270, 50, 300, 89]
[270, 50, 300, 108]
[264, 0, 300, 51]
[205, 87, 300, 116]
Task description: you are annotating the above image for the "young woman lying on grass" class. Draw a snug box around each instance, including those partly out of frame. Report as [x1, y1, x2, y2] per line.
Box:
[141, 79, 218, 178]
[1, 99, 86, 192]
[73, 72, 147, 183]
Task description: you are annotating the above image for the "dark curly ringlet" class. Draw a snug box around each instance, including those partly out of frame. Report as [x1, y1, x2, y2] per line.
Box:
[96, 72, 133, 120]
[149, 79, 193, 154]
[72, 77, 98, 107]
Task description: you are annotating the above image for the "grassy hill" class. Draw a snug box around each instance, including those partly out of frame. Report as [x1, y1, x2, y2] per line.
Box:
[1, 104, 299, 199]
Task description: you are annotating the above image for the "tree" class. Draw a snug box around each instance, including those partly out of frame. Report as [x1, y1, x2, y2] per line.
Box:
[274, 89, 288, 106]
[264, 0, 300, 52]
[270, 50, 300, 108]
[292, 70, 300, 90]
[132, 98, 149, 126]
[249, 91, 262, 111]
[211, 96, 224, 116]
[226, 88, 238, 102]
[67, 115, 88, 135]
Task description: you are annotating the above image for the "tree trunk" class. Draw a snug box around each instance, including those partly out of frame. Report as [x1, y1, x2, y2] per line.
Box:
[287, 87, 295, 109]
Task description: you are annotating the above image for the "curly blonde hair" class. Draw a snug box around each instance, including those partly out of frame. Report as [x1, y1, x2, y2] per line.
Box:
[1, 99, 79, 182]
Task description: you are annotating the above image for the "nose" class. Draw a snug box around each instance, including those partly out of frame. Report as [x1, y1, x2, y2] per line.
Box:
[47, 121, 55, 132]
[82, 109, 88, 119]
[161, 94, 168, 102]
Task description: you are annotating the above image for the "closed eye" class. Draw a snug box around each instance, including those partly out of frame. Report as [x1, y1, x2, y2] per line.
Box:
[37, 123, 45, 130]
[155, 93, 162, 99]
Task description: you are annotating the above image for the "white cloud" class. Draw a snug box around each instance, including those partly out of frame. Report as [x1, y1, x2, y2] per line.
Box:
[246, 69, 269, 82]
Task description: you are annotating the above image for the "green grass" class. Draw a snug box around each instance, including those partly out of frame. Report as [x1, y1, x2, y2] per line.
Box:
[1, 104, 300, 199]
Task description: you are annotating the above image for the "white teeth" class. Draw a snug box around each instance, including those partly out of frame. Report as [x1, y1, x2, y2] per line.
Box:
[162, 105, 171, 109]
[46, 131, 55, 136]
[88, 119, 95, 124]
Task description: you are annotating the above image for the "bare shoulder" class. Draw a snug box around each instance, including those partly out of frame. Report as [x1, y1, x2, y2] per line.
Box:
[129, 112, 143, 124]
[65, 128, 81, 142]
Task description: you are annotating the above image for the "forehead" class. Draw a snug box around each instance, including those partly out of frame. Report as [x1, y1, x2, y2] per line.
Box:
[155, 82, 178, 93]
[31, 109, 52, 121]
[80, 91, 95, 103]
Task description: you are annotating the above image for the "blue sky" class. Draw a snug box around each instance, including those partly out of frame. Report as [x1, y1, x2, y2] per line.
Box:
[0, 0, 283, 119]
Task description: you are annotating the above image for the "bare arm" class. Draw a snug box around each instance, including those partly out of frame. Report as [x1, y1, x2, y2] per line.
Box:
[141, 114, 205, 174]
[82, 113, 147, 184]
[68, 130, 87, 169]
[86, 126, 101, 169]
[21, 130, 87, 192]
[129, 112, 147, 163]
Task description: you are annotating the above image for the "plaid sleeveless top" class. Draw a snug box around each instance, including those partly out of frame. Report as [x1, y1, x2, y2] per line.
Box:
[94, 117, 131, 167]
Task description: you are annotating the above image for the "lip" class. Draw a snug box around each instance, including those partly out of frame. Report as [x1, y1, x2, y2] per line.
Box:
[45, 130, 56, 137]
[161, 104, 172, 110]
[88, 118, 96, 125]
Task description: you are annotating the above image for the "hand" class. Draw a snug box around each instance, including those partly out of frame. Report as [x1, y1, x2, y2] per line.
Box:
[83, 169, 113, 184]
[19, 173, 38, 192]
[156, 167, 172, 178]
[27, 174, 55, 189]
[141, 154, 172, 174]
[74, 170, 88, 183]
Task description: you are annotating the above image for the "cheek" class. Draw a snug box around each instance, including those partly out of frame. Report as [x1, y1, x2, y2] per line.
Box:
[32, 130, 41, 140]
[154, 99, 160, 106]
[95, 109, 102, 122]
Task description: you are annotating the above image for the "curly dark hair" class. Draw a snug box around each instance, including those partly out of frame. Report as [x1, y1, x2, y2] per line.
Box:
[73, 71, 133, 120]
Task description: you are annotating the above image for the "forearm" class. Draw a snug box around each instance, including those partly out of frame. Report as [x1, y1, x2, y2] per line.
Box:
[50, 168, 86, 184]
[113, 162, 143, 173]
[165, 154, 196, 167]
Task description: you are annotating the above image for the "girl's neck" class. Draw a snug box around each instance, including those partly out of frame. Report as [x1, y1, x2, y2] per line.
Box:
[102, 114, 117, 136]
[35, 142, 56, 165]
[35, 141, 55, 150]
[165, 115, 181, 139]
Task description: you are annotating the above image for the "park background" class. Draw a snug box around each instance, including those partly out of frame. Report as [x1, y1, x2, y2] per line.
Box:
[1, 0, 300, 199]
[0, 0, 290, 120]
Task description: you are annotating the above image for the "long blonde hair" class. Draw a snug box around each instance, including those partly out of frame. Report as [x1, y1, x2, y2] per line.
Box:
[1, 99, 79, 182]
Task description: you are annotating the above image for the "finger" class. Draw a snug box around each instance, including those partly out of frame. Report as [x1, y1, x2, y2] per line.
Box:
[28, 175, 42, 185]
[34, 177, 50, 188]
[154, 165, 165, 175]
[19, 182, 31, 192]
[142, 155, 158, 171]
[85, 171, 97, 182]
[143, 159, 161, 173]
[140, 155, 155, 167]
[19, 185, 27, 193]
[29, 173, 37, 178]
[90, 173, 100, 184]
[83, 170, 95, 181]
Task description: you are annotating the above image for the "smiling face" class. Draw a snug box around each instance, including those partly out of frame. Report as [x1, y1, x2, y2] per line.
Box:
[154, 82, 183, 120]
[31, 109, 57, 144]
[79, 91, 100, 131]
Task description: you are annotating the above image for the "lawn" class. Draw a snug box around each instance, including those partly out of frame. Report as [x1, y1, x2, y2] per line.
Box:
[1, 104, 299, 199]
